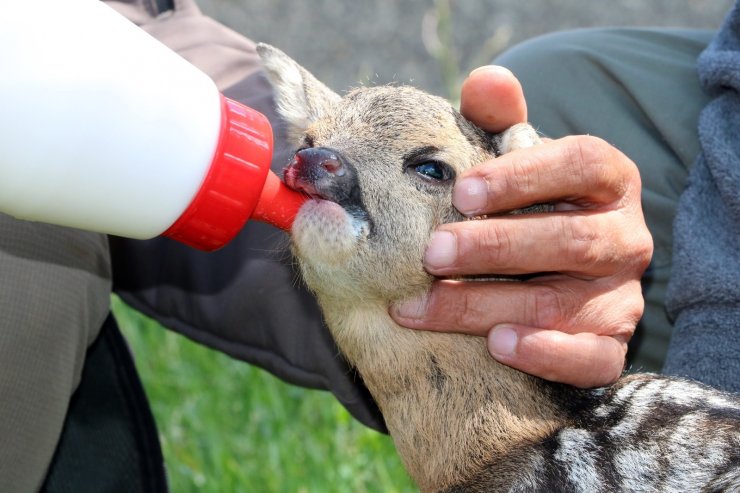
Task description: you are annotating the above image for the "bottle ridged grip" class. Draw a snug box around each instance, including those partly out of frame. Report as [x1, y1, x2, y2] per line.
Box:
[163, 95, 273, 251]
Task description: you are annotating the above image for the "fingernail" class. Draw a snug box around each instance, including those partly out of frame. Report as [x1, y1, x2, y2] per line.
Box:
[453, 177, 488, 215]
[424, 231, 457, 269]
[468, 65, 511, 78]
[392, 294, 429, 321]
[489, 325, 518, 357]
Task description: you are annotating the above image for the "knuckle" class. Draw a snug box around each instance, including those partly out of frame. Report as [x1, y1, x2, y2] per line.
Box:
[613, 318, 640, 341]
[499, 154, 538, 197]
[623, 282, 645, 326]
[565, 212, 654, 277]
[456, 291, 484, 332]
[563, 135, 611, 178]
[478, 222, 514, 267]
[592, 282, 643, 338]
[569, 135, 609, 165]
[629, 228, 654, 271]
[444, 284, 491, 334]
[531, 285, 572, 329]
[562, 215, 601, 268]
[565, 135, 634, 200]
[608, 216, 653, 276]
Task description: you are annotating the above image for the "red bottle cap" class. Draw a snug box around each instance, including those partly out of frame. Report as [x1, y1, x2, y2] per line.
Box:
[163, 95, 307, 251]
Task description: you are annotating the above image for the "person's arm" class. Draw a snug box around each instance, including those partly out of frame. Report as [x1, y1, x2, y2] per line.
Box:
[107, 0, 386, 431]
[392, 66, 653, 388]
[663, 3, 740, 393]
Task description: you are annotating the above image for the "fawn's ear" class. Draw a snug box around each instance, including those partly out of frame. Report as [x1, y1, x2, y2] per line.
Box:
[257, 43, 341, 144]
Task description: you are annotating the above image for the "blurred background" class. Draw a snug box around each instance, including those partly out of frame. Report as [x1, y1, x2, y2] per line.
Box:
[197, 0, 733, 99]
[119, 1, 734, 492]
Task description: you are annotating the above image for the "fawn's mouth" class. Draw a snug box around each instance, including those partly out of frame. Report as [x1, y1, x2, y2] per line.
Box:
[283, 149, 372, 229]
[289, 198, 371, 266]
[284, 171, 371, 249]
[284, 177, 370, 229]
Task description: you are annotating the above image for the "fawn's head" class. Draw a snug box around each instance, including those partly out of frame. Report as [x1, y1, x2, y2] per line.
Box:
[258, 44, 501, 304]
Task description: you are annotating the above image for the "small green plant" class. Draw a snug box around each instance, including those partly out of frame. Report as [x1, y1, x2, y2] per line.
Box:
[422, 0, 512, 102]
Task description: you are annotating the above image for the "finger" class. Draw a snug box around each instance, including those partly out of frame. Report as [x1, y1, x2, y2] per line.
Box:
[487, 325, 627, 387]
[390, 277, 643, 338]
[424, 210, 651, 277]
[452, 135, 640, 217]
[459, 66, 527, 133]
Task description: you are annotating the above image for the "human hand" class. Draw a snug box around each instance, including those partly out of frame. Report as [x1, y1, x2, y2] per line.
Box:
[391, 66, 653, 388]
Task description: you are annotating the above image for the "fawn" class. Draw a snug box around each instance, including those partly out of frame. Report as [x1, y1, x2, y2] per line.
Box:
[257, 43, 740, 493]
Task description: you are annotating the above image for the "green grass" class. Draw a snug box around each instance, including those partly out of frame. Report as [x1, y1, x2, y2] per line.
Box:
[113, 296, 418, 493]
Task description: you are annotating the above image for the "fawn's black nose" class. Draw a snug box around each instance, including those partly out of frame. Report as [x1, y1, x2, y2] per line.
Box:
[283, 147, 362, 209]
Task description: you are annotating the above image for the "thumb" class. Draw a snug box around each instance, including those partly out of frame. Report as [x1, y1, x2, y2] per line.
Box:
[460, 65, 527, 133]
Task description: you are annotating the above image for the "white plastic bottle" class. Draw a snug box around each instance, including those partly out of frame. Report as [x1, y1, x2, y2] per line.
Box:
[0, 0, 305, 251]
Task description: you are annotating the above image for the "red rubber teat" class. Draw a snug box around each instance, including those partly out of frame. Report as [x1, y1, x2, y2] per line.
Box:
[252, 170, 308, 231]
[164, 95, 307, 251]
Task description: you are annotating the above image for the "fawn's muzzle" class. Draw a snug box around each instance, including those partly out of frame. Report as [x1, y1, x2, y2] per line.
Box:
[283, 147, 365, 214]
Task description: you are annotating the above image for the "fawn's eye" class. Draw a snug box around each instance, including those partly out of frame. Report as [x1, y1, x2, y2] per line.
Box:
[408, 161, 454, 182]
[403, 146, 455, 187]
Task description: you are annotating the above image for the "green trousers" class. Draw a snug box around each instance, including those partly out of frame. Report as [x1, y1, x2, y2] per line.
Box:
[0, 219, 111, 492]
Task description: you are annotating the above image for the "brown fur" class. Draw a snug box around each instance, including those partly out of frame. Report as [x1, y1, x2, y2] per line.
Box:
[259, 43, 554, 491]
[257, 44, 740, 493]
[326, 306, 561, 491]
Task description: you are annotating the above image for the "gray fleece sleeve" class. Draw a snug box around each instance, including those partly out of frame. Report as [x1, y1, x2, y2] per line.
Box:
[663, 3, 740, 393]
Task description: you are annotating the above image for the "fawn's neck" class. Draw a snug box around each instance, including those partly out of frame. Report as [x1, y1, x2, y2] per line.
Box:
[322, 303, 564, 492]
